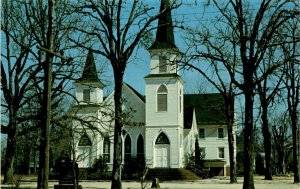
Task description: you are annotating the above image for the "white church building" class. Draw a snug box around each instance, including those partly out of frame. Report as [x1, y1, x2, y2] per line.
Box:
[72, 0, 235, 177]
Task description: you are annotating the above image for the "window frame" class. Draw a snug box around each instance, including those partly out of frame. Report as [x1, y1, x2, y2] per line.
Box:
[218, 147, 225, 159]
[157, 85, 168, 112]
[137, 135, 144, 160]
[159, 56, 167, 73]
[103, 137, 110, 163]
[78, 133, 92, 147]
[218, 128, 224, 139]
[83, 89, 91, 102]
[124, 134, 132, 162]
[155, 132, 170, 144]
[199, 128, 205, 139]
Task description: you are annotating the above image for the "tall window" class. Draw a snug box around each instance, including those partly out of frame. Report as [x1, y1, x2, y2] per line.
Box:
[103, 137, 110, 163]
[159, 56, 167, 73]
[218, 128, 224, 138]
[218, 147, 225, 158]
[137, 135, 144, 160]
[78, 133, 92, 146]
[157, 85, 168, 112]
[124, 135, 131, 162]
[83, 89, 90, 102]
[199, 128, 205, 139]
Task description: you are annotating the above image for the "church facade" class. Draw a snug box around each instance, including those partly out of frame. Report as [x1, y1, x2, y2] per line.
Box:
[72, 0, 235, 177]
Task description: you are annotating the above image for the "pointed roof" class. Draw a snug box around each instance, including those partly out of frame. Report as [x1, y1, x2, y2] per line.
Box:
[76, 50, 104, 88]
[148, 0, 178, 50]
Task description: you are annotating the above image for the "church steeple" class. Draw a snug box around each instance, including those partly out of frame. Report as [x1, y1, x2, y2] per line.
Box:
[77, 49, 104, 88]
[148, 0, 178, 50]
[75, 50, 104, 105]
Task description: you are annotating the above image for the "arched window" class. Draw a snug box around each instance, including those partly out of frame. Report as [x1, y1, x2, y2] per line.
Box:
[155, 132, 170, 144]
[103, 137, 110, 163]
[137, 135, 144, 160]
[78, 133, 92, 146]
[124, 135, 131, 162]
[157, 85, 168, 112]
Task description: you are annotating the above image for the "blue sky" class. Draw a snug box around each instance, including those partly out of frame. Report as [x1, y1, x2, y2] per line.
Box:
[97, 0, 221, 96]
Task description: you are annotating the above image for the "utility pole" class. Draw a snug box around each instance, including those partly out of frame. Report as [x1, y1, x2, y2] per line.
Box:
[37, 1, 54, 188]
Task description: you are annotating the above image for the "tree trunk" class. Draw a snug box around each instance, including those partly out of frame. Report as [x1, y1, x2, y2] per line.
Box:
[261, 104, 272, 180]
[228, 125, 237, 183]
[195, 139, 200, 165]
[3, 125, 17, 184]
[291, 111, 300, 183]
[242, 70, 255, 189]
[111, 70, 124, 189]
[24, 145, 32, 175]
[226, 100, 237, 183]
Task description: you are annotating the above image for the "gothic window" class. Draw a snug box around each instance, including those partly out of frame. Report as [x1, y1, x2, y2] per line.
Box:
[103, 137, 110, 163]
[137, 135, 144, 160]
[218, 128, 224, 138]
[155, 132, 170, 144]
[83, 89, 91, 102]
[78, 133, 92, 146]
[124, 135, 131, 162]
[157, 85, 168, 112]
[159, 56, 167, 73]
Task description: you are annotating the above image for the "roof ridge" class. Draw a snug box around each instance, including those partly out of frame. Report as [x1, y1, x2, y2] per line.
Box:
[123, 82, 145, 102]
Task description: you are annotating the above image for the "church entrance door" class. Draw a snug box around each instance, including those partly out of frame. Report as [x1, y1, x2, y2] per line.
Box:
[154, 132, 170, 168]
[155, 145, 169, 167]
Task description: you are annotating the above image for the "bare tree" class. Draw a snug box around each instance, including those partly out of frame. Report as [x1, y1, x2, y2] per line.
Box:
[184, 1, 298, 188]
[183, 29, 238, 183]
[1, 1, 43, 183]
[1, 0, 86, 186]
[70, 1, 180, 188]
[255, 46, 284, 180]
[281, 19, 300, 183]
[7, 1, 77, 188]
[271, 113, 293, 175]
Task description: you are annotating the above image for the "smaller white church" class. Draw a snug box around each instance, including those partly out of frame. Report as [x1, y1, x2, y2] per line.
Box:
[71, 0, 235, 177]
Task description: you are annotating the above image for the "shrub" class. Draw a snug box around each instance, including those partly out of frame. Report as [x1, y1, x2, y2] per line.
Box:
[87, 156, 110, 180]
[123, 156, 145, 180]
[184, 153, 209, 179]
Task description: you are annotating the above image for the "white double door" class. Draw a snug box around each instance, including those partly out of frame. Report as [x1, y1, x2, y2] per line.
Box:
[155, 144, 170, 168]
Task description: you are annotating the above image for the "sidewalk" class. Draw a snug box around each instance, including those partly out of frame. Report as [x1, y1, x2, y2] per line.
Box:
[1, 176, 299, 189]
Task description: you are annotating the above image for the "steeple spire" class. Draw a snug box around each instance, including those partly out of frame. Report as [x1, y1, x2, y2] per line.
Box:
[77, 49, 104, 87]
[149, 0, 178, 50]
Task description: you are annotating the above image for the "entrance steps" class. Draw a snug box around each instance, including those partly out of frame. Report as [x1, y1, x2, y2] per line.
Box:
[145, 168, 200, 181]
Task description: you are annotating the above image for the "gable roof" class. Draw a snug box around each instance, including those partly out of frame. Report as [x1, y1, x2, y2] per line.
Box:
[103, 82, 145, 104]
[184, 93, 226, 126]
[123, 83, 145, 102]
